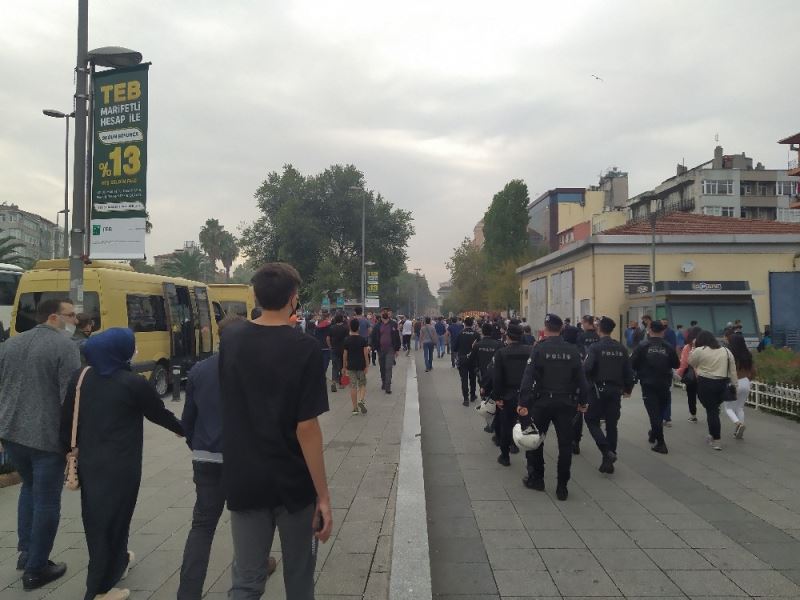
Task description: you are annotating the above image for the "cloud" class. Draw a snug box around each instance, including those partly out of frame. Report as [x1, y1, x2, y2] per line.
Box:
[1, 0, 798, 295]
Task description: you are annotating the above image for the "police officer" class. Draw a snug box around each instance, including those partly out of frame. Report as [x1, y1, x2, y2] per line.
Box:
[571, 315, 600, 455]
[518, 314, 589, 501]
[630, 319, 679, 454]
[583, 316, 635, 474]
[491, 323, 533, 466]
[454, 316, 480, 406]
[474, 322, 503, 433]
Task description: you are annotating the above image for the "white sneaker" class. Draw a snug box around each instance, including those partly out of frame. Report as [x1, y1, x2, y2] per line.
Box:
[735, 423, 746, 439]
[121, 551, 135, 580]
[711, 440, 722, 451]
[95, 589, 130, 600]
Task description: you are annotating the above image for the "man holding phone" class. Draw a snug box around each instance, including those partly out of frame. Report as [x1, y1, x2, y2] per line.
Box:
[220, 263, 332, 600]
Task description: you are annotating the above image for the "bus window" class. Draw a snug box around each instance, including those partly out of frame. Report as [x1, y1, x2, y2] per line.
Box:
[220, 300, 247, 318]
[0, 272, 20, 305]
[16, 292, 101, 333]
[127, 294, 168, 332]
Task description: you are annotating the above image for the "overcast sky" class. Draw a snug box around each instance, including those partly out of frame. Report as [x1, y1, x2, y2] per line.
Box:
[2, 0, 798, 289]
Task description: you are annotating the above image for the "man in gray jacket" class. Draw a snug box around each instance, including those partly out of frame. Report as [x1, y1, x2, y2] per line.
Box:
[0, 298, 80, 590]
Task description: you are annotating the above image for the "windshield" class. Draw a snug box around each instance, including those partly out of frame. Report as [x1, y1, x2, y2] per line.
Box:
[0, 273, 21, 306]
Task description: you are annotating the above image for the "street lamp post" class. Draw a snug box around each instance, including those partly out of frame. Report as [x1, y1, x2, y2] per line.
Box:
[413, 267, 422, 317]
[69, 0, 142, 310]
[43, 109, 74, 258]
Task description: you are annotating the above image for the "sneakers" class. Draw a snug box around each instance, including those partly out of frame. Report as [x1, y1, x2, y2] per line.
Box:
[523, 475, 545, 491]
[571, 441, 580, 455]
[462, 399, 469, 407]
[647, 430, 656, 445]
[352, 409, 360, 415]
[483, 424, 494, 433]
[556, 483, 569, 501]
[688, 416, 698, 423]
[94, 589, 130, 600]
[120, 551, 135, 580]
[707, 437, 723, 450]
[734, 423, 746, 439]
[470, 395, 477, 403]
[497, 454, 510, 467]
[663, 420, 673, 428]
[385, 389, 392, 394]
[22, 561, 67, 591]
[651, 442, 668, 454]
[599, 451, 617, 474]
[358, 400, 367, 414]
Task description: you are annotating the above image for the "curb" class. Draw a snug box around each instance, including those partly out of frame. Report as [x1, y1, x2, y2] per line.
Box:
[389, 357, 432, 600]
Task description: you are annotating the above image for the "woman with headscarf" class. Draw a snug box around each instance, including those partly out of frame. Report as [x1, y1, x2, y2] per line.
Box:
[60, 328, 184, 600]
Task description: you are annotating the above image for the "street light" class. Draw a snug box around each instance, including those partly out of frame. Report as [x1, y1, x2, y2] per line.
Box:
[349, 185, 367, 308]
[414, 267, 422, 317]
[69, 0, 144, 311]
[42, 109, 74, 258]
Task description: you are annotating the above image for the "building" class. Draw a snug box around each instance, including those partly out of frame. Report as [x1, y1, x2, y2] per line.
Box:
[528, 171, 631, 252]
[517, 213, 800, 347]
[778, 133, 800, 209]
[153, 240, 200, 270]
[627, 146, 799, 223]
[472, 219, 485, 247]
[436, 281, 453, 311]
[0, 203, 65, 262]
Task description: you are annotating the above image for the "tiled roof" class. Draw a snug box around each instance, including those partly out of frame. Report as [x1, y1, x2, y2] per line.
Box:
[602, 212, 800, 235]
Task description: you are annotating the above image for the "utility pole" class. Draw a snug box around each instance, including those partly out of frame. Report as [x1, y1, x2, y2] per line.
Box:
[70, 0, 89, 311]
[414, 267, 422, 316]
[650, 210, 657, 317]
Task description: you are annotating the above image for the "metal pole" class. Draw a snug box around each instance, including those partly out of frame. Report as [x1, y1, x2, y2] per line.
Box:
[63, 116, 70, 258]
[361, 192, 366, 308]
[650, 212, 657, 316]
[84, 63, 95, 259]
[70, 0, 88, 311]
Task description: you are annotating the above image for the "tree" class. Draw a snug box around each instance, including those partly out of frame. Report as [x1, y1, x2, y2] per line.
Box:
[199, 218, 226, 267]
[482, 179, 530, 266]
[0, 235, 26, 266]
[160, 249, 213, 281]
[218, 231, 239, 282]
[129, 259, 155, 273]
[380, 271, 437, 316]
[239, 164, 414, 304]
[230, 263, 255, 284]
[444, 238, 489, 313]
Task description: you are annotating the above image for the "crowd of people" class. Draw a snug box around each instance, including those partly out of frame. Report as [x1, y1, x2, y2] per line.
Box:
[441, 310, 756, 501]
[0, 258, 760, 598]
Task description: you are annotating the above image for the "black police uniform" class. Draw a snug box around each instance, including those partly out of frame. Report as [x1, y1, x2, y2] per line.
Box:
[562, 323, 580, 345]
[583, 334, 635, 469]
[519, 332, 589, 492]
[571, 327, 600, 452]
[491, 341, 534, 460]
[630, 335, 680, 450]
[475, 337, 503, 396]
[454, 327, 480, 405]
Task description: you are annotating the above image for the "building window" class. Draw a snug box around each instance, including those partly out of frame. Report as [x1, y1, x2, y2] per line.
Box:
[740, 183, 752, 196]
[702, 206, 734, 217]
[757, 183, 771, 196]
[776, 181, 798, 196]
[702, 180, 733, 195]
[777, 208, 800, 223]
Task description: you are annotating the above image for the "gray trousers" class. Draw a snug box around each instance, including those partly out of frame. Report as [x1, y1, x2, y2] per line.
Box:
[229, 503, 316, 600]
[378, 350, 394, 391]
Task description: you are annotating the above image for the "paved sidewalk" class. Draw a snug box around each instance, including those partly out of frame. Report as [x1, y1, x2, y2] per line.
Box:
[0, 356, 407, 599]
[418, 351, 800, 599]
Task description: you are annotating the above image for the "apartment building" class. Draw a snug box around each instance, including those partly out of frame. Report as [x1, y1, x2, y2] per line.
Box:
[0, 203, 65, 262]
[627, 146, 799, 223]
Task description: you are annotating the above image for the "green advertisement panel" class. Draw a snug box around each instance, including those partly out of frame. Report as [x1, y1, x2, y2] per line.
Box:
[91, 64, 149, 220]
[366, 270, 380, 308]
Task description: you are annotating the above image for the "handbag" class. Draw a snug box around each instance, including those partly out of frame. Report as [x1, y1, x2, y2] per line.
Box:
[722, 348, 737, 403]
[340, 373, 351, 387]
[65, 367, 90, 491]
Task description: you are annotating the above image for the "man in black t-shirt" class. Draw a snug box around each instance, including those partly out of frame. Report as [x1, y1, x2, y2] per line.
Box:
[328, 314, 350, 393]
[219, 263, 331, 599]
[342, 319, 370, 415]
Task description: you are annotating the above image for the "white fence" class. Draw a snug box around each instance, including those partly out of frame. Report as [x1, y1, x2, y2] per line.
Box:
[748, 381, 800, 418]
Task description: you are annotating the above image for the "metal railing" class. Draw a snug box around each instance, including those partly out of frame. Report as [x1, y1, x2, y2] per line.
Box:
[748, 381, 800, 417]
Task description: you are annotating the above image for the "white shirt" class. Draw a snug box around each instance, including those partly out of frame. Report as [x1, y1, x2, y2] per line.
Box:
[402, 320, 414, 335]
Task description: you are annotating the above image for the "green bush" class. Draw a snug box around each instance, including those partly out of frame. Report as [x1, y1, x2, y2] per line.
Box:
[754, 347, 800, 385]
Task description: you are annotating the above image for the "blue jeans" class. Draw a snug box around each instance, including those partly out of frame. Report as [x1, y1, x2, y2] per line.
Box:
[2, 440, 65, 571]
[437, 337, 446, 357]
[423, 342, 435, 371]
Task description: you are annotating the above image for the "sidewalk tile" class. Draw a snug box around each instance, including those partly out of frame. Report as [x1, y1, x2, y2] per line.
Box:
[723, 569, 800, 597]
[607, 569, 682, 597]
[495, 569, 559, 596]
[665, 569, 744, 596]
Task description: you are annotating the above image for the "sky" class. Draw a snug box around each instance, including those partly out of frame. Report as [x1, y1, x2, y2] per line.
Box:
[2, 0, 799, 290]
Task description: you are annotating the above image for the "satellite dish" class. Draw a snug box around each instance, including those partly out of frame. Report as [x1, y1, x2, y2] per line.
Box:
[681, 260, 695, 274]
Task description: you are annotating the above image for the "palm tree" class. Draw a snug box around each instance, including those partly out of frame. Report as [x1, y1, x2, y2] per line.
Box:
[218, 232, 239, 282]
[0, 235, 27, 266]
[161, 249, 213, 281]
[199, 219, 225, 270]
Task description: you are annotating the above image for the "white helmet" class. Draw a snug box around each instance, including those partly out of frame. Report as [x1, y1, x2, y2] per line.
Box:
[513, 422, 544, 451]
[477, 399, 496, 417]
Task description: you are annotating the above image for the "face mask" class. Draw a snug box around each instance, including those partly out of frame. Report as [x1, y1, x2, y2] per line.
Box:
[63, 323, 76, 336]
